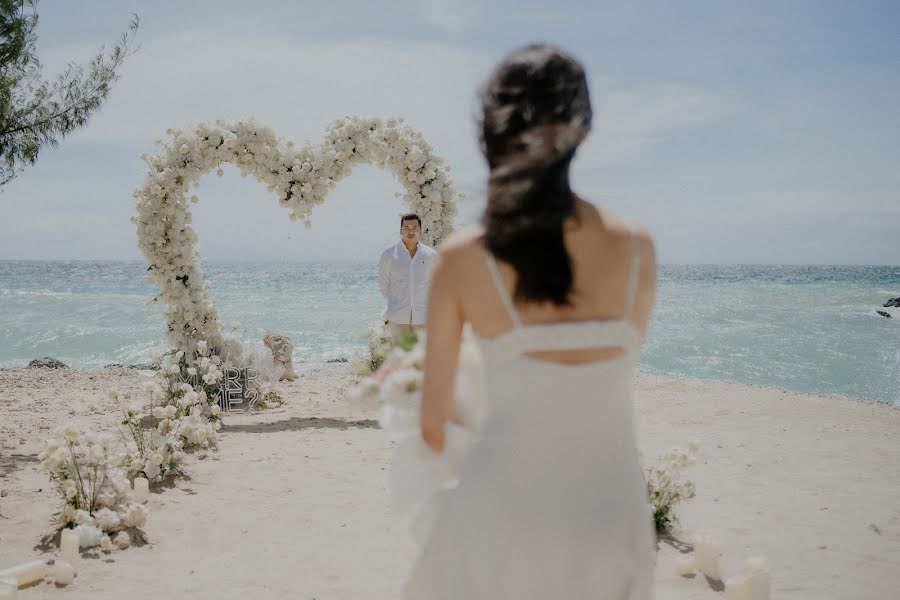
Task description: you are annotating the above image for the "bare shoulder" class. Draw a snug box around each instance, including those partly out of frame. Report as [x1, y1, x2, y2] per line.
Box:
[580, 200, 655, 255]
[435, 224, 484, 258]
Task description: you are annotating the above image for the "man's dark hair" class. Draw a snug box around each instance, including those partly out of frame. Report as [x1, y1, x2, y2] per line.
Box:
[400, 213, 422, 227]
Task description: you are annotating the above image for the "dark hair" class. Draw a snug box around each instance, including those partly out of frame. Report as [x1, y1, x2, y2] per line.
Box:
[479, 44, 592, 305]
[400, 213, 422, 227]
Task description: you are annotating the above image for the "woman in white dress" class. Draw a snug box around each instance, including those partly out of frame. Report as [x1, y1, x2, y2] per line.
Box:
[409, 44, 658, 599]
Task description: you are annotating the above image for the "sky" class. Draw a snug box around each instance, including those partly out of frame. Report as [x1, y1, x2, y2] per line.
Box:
[1, 0, 898, 264]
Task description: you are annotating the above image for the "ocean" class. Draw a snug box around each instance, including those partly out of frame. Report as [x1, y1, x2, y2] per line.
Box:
[1, 261, 897, 405]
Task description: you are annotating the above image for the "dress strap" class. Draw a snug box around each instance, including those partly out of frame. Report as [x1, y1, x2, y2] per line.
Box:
[485, 253, 523, 329]
[624, 228, 642, 318]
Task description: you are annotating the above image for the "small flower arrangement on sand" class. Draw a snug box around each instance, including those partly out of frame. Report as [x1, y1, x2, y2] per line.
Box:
[646, 442, 699, 535]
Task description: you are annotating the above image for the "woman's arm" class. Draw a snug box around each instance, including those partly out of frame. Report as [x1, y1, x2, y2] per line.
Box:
[420, 250, 464, 453]
[633, 232, 658, 338]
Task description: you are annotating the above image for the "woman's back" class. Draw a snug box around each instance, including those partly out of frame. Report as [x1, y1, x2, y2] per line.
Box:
[440, 198, 656, 366]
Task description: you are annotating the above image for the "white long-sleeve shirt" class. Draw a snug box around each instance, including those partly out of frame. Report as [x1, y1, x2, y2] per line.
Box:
[379, 241, 438, 325]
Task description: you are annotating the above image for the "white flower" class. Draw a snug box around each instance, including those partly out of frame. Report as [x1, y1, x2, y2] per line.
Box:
[179, 144, 190, 156]
[74, 510, 96, 527]
[197, 341, 208, 355]
[144, 462, 161, 481]
[64, 483, 77, 500]
[119, 503, 148, 529]
[74, 524, 104, 548]
[100, 534, 116, 553]
[94, 508, 122, 532]
[96, 488, 119, 508]
[62, 427, 79, 444]
[113, 531, 132, 550]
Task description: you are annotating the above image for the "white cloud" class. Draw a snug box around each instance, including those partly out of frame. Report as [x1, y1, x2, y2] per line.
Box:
[581, 83, 728, 166]
[421, 0, 479, 34]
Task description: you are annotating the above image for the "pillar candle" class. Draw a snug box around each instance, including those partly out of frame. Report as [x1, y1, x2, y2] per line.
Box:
[0, 560, 48, 588]
[133, 477, 150, 503]
[0, 578, 16, 600]
[59, 528, 79, 566]
[52, 561, 75, 586]
[674, 555, 696, 576]
[693, 536, 721, 580]
[725, 574, 750, 600]
[745, 557, 771, 600]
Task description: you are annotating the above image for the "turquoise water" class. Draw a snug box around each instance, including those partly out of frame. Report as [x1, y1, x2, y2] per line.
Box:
[1, 261, 898, 405]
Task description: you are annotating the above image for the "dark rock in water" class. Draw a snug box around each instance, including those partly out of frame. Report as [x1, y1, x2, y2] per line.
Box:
[128, 363, 160, 371]
[876, 310, 892, 319]
[103, 363, 125, 368]
[884, 297, 900, 308]
[326, 357, 349, 363]
[27, 357, 69, 369]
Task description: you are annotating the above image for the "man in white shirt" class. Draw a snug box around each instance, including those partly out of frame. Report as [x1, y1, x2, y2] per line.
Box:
[378, 213, 438, 340]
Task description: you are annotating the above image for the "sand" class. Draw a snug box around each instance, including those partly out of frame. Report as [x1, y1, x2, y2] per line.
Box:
[1, 364, 898, 599]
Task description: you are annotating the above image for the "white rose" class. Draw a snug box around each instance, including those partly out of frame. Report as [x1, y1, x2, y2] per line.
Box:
[74, 524, 104, 548]
[113, 531, 131, 550]
[144, 462, 161, 481]
[94, 507, 122, 532]
[119, 503, 148, 529]
[74, 510, 95, 527]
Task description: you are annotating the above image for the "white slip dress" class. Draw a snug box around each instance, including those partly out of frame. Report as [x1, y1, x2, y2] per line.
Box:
[388, 234, 655, 599]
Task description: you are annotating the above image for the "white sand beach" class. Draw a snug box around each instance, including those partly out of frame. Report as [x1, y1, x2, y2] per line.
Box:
[1, 364, 898, 599]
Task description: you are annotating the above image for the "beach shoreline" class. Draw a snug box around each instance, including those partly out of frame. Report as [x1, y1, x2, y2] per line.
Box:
[1, 364, 898, 599]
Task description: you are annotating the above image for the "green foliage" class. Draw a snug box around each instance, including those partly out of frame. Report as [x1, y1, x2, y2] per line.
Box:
[358, 324, 419, 374]
[0, 0, 139, 187]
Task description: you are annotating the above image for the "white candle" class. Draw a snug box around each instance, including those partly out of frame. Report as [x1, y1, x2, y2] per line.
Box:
[59, 528, 80, 566]
[52, 561, 75, 586]
[0, 578, 16, 600]
[674, 555, 696, 576]
[0, 560, 48, 588]
[746, 571, 770, 600]
[725, 574, 750, 600]
[745, 556, 768, 572]
[133, 477, 150, 503]
[693, 536, 721, 580]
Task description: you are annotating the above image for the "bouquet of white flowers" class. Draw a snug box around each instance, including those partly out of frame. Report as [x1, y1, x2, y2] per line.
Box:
[646, 442, 700, 535]
[38, 426, 148, 543]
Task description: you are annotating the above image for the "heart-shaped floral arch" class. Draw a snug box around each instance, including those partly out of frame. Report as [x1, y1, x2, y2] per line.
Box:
[132, 116, 461, 365]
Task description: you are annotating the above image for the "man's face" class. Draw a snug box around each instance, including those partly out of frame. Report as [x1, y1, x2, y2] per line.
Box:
[401, 219, 421, 245]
